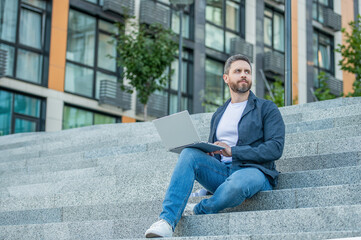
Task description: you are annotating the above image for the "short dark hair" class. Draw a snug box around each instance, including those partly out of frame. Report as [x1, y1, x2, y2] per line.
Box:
[224, 54, 252, 74]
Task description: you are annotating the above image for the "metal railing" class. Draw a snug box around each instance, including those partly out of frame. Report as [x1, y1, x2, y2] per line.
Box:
[263, 51, 285, 76]
[136, 93, 168, 118]
[322, 6, 342, 31]
[140, 0, 170, 28]
[259, 69, 275, 101]
[325, 74, 343, 96]
[99, 80, 132, 110]
[230, 38, 254, 62]
[102, 0, 135, 16]
[0, 49, 7, 77]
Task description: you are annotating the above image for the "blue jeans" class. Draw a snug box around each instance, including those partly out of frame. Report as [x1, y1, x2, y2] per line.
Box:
[159, 148, 272, 230]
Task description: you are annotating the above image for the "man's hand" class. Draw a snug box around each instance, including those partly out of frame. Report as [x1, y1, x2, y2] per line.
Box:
[212, 141, 232, 157]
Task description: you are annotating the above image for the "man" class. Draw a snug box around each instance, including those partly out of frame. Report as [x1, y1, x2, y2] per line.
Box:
[145, 54, 285, 238]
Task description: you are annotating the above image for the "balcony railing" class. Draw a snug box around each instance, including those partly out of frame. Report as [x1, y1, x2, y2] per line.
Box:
[102, 0, 135, 16]
[99, 80, 132, 110]
[0, 49, 7, 77]
[322, 6, 342, 31]
[140, 0, 170, 28]
[136, 93, 168, 118]
[263, 51, 285, 75]
[230, 38, 254, 62]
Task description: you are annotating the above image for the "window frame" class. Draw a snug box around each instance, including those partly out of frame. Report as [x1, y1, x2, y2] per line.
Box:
[264, 5, 285, 54]
[0, 87, 46, 135]
[0, 0, 51, 86]
[205, 0, 245, 53]
[313, 28, 335, 88]
[65, 8, 122, 100]
[313, 0, 334, 23]
[62, 103, 122, 130]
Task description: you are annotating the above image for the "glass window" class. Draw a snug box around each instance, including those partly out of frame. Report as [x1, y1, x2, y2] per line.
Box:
[226, 0, 240, 31]
[313, 0, 332, 23]
[0, 44, 15, 76]
[0, 0, 18, 42]
[171, 11, 190, 39]
[16, 49, 43, 84]
[0, 90, 12, 136]
[14, 118, 37, 133]
[63, 105, 93, 129]
[206, 0, 244, 53]
[313, 29, 334, 87]
[264, 7, 284, 53]
[14, 94, 41, 117]
[67, 10, 96, 66]
[66, 10, 120, 99]
[205, 23, 224, 51]
[22, 0, 46, 9]
[63, 105, 119, 130]
[98, 33, 116, 72]
[0, 0, 50, 85]
[19, 8, 42, 49]
[205, 59, 225, 110]
[206, 0, 223, 26]
[0, 89, 45, 135]
[94, 113, 116, 125]
[65, 62, 94, 97]
[170, 60, 188, 93]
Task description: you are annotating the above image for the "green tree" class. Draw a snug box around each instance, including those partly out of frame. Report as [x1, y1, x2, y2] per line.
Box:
[335, 15, 361, 97]
[314, 71, 337, 101]
[113, 17, 178, 120]
[265, 77, 284, 107]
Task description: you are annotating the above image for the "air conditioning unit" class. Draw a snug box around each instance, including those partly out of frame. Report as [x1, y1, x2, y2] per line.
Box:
[230, 38, 254, 63]
[139, 0, 170, 28]
[102, 0, 135, 16]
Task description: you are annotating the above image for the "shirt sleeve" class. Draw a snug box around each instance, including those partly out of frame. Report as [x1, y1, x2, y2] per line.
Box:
[231, 102, 285, 163]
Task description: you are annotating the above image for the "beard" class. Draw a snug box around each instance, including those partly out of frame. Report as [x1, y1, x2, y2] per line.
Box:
[229, 80, 252, 94]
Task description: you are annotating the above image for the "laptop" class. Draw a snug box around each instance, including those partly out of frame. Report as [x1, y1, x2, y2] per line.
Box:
[153, 110, 225, 154]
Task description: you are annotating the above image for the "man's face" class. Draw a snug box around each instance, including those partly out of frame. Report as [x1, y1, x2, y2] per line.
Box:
[223, 60, 252, 94]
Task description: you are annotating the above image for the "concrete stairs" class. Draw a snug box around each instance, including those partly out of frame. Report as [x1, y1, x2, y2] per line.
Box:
[0, 97, 360, 239]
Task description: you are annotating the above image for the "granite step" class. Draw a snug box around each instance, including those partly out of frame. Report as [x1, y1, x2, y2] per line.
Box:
[1, 205, 357, 239]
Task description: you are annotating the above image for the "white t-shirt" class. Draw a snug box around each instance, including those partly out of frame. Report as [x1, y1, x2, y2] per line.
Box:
[216, 100, 248, 163]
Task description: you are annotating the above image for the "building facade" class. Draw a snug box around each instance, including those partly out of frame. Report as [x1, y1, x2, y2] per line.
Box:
[0, 0, 359, 135]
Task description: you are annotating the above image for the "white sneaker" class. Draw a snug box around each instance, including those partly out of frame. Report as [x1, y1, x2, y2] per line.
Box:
[145, 219, 173, 238]
[183, 203, 196, 216]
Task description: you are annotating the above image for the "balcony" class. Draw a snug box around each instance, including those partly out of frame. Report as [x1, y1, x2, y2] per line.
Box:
[322, 6, 342, 31]
[230, 38, 254, 62]
[102, 0, 135, 16]
[263, 51, 285, 75]
[0, 49, 7, 77]
[136, 93, 168, 118]
[140, 0, 170, 28]
[98, 80, 132, 110]
[325, 74, 343, 96]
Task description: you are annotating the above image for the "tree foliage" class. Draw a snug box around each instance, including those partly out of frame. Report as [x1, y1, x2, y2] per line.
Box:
[113, 17, 178, 120]
[335, 15, 361, 97]
[314, 71, 337, 101]
[265, 77, 284, 107]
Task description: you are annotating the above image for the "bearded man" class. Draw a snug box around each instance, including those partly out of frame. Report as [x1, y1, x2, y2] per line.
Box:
[145, 54, 285, 238]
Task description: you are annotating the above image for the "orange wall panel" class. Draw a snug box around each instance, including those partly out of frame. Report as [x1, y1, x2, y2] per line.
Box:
[122, 116, 136, 123]
[292, 2, 298, 104]
[48, 0, 69, 92]
[341, 0, 356, 96]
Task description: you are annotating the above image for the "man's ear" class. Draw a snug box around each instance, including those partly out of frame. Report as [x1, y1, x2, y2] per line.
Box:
[223, 74, 229, 84]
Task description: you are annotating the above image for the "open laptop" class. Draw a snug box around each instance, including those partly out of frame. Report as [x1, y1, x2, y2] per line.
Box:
[153, 110, 225, 154]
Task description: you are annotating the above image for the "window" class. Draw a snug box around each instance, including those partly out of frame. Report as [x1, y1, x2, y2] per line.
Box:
[313, 0, 333, 24]
[166, 50, 194, 114]
[154, 0, 193, 40]
[65, 9, 120, 99]
[0, 89, 45, 136]
[313, 29, 334, 88]
[264, 7, 284, 53]
[204, 58, 230, 112]
[205, 0, 245, 53]
[0, 0, 51, 85]
[62, 105, 121, 130]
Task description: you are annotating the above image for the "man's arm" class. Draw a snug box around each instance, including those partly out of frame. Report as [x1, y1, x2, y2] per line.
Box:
[231, 103, 285, 163]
